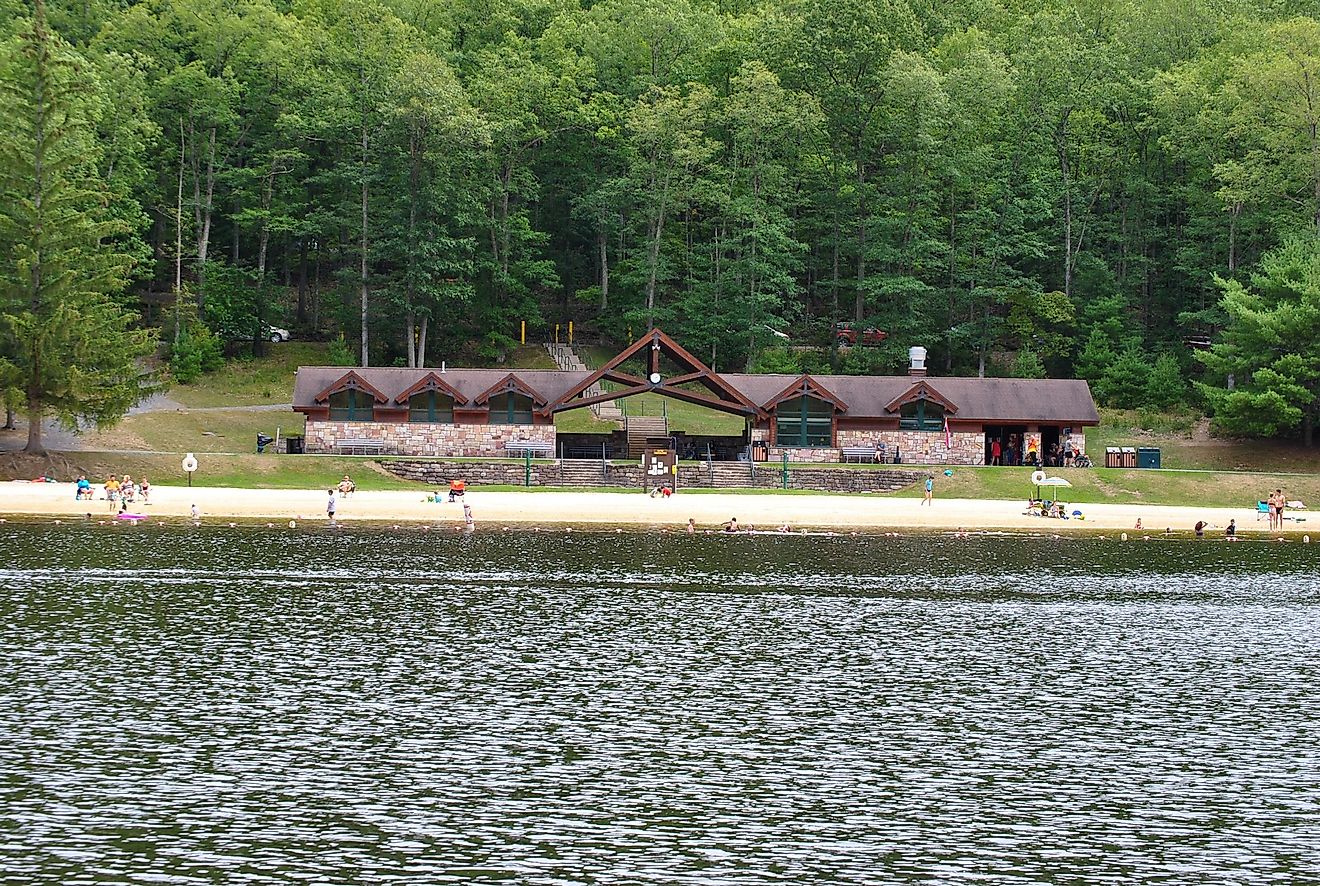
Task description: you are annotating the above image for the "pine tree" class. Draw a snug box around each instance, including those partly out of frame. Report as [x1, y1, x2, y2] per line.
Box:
[0, 0, 157, 454]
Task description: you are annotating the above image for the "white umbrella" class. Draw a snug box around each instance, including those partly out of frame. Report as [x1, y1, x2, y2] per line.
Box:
[1039, 477, 1072, 488]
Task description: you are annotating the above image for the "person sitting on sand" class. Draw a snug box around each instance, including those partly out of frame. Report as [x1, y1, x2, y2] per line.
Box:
[723, 517, 739, 532]
[1194, 520, 1205, 538]
[139, 477, 150, 505]
[1134, 517, 1143, 530]
[75, 475, 91, 500]
[339, 475, 356, 497]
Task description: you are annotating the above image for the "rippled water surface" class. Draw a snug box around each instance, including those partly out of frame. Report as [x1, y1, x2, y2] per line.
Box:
[2, 522, 1319, 884]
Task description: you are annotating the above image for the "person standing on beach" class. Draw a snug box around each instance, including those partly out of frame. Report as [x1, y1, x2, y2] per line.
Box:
[1275, 489, 1286, 528]
[462, 501, 474, 530]
[326, 489, 337, 522]
[921, 474, 934, 505]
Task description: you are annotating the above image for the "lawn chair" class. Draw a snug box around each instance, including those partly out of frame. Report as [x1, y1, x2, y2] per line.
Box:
[1256, 501, 1270, 521]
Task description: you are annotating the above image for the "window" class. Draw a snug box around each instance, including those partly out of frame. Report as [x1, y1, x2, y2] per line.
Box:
[899, 399, 945, 431]
[328, 388, 374, 422]
[489, 391, 534, 424]
[409, 391, 454, 423]
[775, 395, 833, 447]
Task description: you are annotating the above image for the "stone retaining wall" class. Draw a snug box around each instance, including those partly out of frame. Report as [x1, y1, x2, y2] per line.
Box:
[380, 459, 922, 494]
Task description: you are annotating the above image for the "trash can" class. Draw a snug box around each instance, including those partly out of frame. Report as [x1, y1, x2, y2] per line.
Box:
[1105, 447, 1122, 468]
[286, 435, 304, 455]
[1137, 447, 1161, 469]
[752, 440, 768, 462]
[1121, 446, 1137, 468]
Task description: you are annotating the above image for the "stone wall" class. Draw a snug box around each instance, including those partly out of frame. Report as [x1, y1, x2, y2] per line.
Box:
[380, 459, 923, 494]
[304, 420, 555, 457]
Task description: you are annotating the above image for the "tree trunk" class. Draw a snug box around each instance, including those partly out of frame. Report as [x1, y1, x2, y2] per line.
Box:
[25, 401, 44, 454]
[360, 115, 370, 367]
[1228, 201, 1241, 272]
[174, 118, 184, 346]
[418, 315, 428, 368]
[598, 228, 609, 311]
[1056, 109, 1073, 299]
[192, 124, 217, 317]
[2, 408, 14, 430]
[296, 238, 308, 325]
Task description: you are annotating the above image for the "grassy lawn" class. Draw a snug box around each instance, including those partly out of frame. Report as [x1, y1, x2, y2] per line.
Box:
[81, 410, 303, 454]
[876, 464, 1320, 510]
[168, 341, 330, 407]
[1087, 409, 1320, 473]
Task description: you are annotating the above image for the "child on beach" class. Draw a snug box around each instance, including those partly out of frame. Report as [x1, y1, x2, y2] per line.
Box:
[326, 489, 337, 521]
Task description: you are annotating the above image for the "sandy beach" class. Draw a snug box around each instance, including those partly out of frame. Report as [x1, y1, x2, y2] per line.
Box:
[2, 480, 1311, 535]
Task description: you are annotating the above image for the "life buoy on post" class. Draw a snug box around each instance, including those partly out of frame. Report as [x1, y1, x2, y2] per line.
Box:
[182, 452, 198, 487]
[1031, 470, 1047, 486]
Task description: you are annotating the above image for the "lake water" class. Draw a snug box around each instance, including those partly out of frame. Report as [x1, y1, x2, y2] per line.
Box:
[2, 522, 1319, 884]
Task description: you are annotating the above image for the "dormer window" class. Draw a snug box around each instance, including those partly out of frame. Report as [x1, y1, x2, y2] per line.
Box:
[489, 392, 534, 424]
[775, 395, 834, 447]
[409, 391, 454, 423]
[328, 388, 375, 422]
[899, 399, 944, 431]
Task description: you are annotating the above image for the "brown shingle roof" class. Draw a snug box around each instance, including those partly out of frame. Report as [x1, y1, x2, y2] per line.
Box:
[292, 366, 1099, 423]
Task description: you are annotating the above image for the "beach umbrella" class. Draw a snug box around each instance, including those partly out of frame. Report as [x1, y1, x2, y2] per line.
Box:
[1031, 472, 1072, 499]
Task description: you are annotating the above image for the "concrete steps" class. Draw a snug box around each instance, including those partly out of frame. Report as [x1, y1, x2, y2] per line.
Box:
[543, 342, 623, 421]
[624, 415, 669, 458]
[557, 458, 608, 486]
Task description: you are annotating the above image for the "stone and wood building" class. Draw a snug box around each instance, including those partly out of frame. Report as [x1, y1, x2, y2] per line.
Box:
[291, 329, 1099, 465]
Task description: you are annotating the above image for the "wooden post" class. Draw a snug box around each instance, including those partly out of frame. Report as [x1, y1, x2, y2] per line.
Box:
[520, 320, 525, 345]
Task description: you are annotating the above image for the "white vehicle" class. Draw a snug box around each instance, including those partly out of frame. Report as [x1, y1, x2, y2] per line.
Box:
[268, 326, 290, 343]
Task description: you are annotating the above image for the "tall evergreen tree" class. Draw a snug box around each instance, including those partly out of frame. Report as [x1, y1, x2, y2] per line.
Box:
[0, 0, 156, 453]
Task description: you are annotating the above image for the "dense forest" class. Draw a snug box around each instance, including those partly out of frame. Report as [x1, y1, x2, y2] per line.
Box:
[3, 0, 1320, 442]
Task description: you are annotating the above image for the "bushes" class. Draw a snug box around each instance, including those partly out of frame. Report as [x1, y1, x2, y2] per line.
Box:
[169, 324, 224, 383]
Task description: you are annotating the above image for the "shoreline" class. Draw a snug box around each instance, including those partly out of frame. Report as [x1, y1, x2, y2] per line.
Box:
[3, 481, 1312, 537]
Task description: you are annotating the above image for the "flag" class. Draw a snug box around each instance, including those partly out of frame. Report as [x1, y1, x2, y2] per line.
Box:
[944, 415, 951, 449]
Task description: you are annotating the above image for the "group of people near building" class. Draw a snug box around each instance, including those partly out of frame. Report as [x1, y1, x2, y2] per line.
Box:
[989, 436, 1087, 467]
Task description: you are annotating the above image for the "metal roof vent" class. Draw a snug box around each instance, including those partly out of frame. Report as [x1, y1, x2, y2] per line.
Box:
[908, 346, 927, 377]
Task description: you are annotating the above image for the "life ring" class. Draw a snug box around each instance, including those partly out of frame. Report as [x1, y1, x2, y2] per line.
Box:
[182, 453, 198, 473]
[1031, 470, 1047, 485]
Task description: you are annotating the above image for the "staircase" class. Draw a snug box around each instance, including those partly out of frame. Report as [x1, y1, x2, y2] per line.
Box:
[544, 342, 623, 421]
[558, 458, 609, 486]
[699, 461, 761, 488]
[624, 415, 669, 458]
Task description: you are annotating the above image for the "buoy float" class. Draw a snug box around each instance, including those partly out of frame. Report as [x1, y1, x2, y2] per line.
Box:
[288, 520, 296, 528]
[1305, 535, 1311, 544]
[228, 522, 236, 528]
[1121, 532, 1128, 541]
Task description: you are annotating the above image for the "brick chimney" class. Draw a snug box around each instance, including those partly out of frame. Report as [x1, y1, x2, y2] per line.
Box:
[908, 346, 928, 377]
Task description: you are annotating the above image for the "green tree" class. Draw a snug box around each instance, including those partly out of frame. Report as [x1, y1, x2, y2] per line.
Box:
[1097, 347, 1152, 409]
[0, 2, 157, 453]
[1143, 351, 1186, 409]
[1196, 238, 1320, 444]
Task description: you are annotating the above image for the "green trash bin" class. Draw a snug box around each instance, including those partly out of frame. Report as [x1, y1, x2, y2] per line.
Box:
[1137, 447, 1161, 469]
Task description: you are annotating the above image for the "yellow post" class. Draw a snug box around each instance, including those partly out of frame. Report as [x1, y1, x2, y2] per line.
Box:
[520, 320, 525, 345]
[555, 323, 560, 343]
[568, 321, 574, 344]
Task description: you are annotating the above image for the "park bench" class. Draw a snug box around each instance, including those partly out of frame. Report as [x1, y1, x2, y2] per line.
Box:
[840, 445, 879, 463]
[336, 438, 386, 456]
[505, 440, 554, 458]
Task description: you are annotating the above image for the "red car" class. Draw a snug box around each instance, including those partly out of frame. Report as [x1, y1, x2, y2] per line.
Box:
[835, 323, 888, 346]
